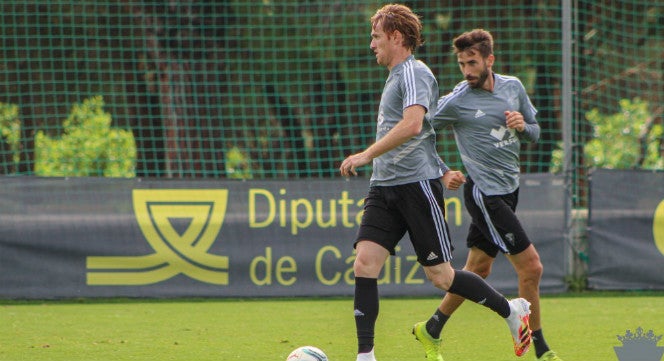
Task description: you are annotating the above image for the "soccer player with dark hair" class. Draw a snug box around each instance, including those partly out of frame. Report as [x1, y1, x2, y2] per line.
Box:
[421, 28, 563, 361]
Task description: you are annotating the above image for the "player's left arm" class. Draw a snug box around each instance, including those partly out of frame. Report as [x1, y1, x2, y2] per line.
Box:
[506, 82, 540, 143]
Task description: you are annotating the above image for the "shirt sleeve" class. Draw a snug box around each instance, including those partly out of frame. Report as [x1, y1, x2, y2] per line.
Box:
[517, 81, 540, 143]
[437, 157, 450, 175]
[433, 93, 457, 129]
[402, 66, 436, 112]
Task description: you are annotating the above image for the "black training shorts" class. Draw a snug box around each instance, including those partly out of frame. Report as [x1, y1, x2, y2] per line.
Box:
[463, 177, 532, 257]
[354, 179, 453, 266]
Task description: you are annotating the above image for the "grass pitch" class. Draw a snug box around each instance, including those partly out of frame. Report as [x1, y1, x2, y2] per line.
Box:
[1, 293, 662, 361]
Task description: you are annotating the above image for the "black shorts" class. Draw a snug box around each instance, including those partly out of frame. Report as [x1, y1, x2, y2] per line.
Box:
[463, 177, 532, 257]
[354, 179, 453, 266]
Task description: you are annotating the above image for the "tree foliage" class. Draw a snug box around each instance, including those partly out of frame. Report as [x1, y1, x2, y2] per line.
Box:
[585, 99, 663, 170]
[0, 102, 22, 171]
[551, 98, 663, 171]
[0, 0, 661, 180]
[34, 96, 136, 177]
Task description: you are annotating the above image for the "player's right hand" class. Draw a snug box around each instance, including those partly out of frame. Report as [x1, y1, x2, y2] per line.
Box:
[340, 152, 370, 177]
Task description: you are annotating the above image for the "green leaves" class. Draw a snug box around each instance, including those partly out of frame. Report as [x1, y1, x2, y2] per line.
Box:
[225, 146, 252, 179]
[550, 98, 663, 172]
[0, 102, 22, 167]
[35, 96, 136, 177]
[585, 98, 663, 170]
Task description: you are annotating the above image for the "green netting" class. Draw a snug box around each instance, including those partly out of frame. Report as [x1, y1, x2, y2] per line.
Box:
[0, 1, 662, 192]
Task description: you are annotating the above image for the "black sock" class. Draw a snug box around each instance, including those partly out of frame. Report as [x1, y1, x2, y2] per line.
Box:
[425, 309, 449, 339]
[447, 269, 510, 318]
[354, 277, 379, 354]
[532, 329, 550, 358]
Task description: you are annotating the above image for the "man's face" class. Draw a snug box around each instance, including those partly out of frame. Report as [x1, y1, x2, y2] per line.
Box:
[370, 23, 393, 67]
[457, 50, 493, 89]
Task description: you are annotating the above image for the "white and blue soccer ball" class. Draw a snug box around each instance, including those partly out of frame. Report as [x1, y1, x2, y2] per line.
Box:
[286, 346, 329, 361]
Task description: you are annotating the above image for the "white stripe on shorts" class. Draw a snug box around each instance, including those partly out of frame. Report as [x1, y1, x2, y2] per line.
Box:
[472, 184, 509, 253]
[419, 180, 452, 261]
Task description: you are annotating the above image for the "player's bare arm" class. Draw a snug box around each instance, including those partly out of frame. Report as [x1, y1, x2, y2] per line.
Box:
[340, 105, 425, 177]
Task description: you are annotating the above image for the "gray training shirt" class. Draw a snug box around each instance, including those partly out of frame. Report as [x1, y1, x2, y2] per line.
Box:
[433, 73, 540, 195]
[370, 55, 446, 187]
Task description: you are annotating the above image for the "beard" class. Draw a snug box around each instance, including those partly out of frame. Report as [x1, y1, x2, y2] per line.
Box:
[467, 67, 490, 89]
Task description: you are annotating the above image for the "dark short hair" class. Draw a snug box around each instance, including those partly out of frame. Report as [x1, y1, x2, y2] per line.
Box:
[453, 29, 494, 58]
[371, 4, 423, 51]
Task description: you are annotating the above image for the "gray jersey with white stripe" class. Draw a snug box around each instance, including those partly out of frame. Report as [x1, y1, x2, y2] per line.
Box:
[433, 74, 539, 195]
[370, 55, 446, 187]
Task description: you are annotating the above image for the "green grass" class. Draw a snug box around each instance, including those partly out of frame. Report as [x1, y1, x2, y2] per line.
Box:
[1, 293, 663, 361]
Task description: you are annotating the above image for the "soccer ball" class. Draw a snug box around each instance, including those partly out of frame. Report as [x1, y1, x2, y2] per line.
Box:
[286, 346, 329, 361]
